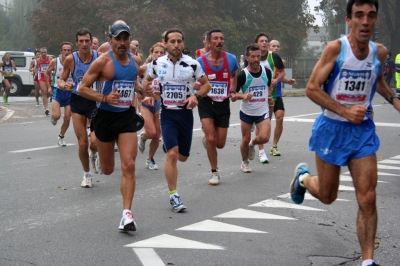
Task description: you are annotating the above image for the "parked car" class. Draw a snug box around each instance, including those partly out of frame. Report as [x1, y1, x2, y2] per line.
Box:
[0, 51, 35, 96]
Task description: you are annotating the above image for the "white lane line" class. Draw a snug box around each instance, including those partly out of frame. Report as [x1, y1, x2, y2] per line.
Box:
[378, 164, 400, 170]
[9, 144, 75, 153]
[277, 193, 350, 202]
[249, 199, 326, 211]
[340, 175, 388, 183]
[133, 248, 165, 266]
[176, 219, 266, 233]
[343, 171, 400, 176]
[126, 234, 224, 250]
[214, 208, 296, 220]
[378, 159, 400, 165]
[391, 155, 400, 160]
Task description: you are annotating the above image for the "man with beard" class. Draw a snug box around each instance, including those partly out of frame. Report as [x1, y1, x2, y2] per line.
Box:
[143, 29, 211, 213]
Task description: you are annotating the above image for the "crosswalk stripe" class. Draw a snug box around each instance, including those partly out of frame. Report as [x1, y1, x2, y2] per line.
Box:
[125, 234, 225, 250]
[378, 159, 400, 165]
[340, 175, 388, 183]
[249, 199, 326, 211]
[277, 193, 350, 202]
[214, 208, 296, 220]
[342, 171, 400, 176]
[176, 219, 267, 233]
[132, 248, 165, 266]
[378, 164, 400, 170]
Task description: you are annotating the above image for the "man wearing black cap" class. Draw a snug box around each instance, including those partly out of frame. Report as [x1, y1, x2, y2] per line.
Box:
[79, 22, 150, 231]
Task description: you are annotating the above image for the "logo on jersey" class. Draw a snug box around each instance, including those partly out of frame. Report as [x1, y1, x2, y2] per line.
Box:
[161, 63, 168, 69]
[158, 70, 167, 75]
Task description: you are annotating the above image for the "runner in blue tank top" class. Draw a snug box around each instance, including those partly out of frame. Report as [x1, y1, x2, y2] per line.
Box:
[289, 1, 400, 266]
[58, 28, 100, 188]
[79, 22, 151, 232]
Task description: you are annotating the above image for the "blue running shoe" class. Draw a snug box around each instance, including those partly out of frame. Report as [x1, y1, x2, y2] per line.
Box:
[367, 263, 379, 266]
[170, 194, 186, 213]
[290, 163, 309, 204]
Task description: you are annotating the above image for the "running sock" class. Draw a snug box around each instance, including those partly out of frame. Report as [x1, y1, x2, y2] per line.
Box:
[362, 259, 374, 266]
[249, 140, 254, 147]
[123, 209, 132, 216]
[169, 190, 178, 195]
[211, 169, 217, 173]
[299, 173, 310, 188]
[59, 135, 64, 139]
[259, 149, 265, 153]
[84, 171, 92, 176]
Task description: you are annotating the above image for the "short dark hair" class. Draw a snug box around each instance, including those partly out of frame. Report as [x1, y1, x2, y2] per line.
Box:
[254, 33, 269, 44]
[207, 29, 223, 42]
[245, 44, 260, 57]
[346, 0, 379, 18]
[60, 42, 73, 50]
[164, 29, 184, 43]
[75, 28, 92, 42]
[388, 51, 392, 57]
[34, 50, 40, 55]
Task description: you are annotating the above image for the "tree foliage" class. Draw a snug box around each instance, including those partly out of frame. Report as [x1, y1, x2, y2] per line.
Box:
[27, 0, 316, 58]
[316, 0, 400, 54]
[0, 0, 39, 51]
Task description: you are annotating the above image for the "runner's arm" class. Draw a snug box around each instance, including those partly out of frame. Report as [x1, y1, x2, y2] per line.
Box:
[58, 55, 74, 91]
[45, 59, 56, 89]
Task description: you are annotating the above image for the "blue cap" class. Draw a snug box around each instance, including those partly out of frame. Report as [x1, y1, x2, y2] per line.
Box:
[109, 24, 131, 37]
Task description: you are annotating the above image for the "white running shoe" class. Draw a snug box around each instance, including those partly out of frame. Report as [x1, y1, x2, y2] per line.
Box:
[202, 136, 208, 149]
[145, 158, 159, 170]
[248, 144, 255, 160]
[119, 211, 137, 231]
[58, 136, 66, 147]
[50, 117, 57, 126]
[241, 161, 251, 173]
[89, 150, 98, 174]
[208, 172, 220, 185]
[259, 150, 269, 164]
[36, 101, 40, 107]
[81, 173, 93, 188]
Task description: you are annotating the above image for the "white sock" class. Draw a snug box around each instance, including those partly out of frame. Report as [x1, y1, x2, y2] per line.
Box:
[84, 171, 92, 177]
[123, 209, 132, 216]
[249, 140, 254, 147]
[299, 173, 309, 188]
[362, 259, 374, 266]
[259, 149, 265, 153]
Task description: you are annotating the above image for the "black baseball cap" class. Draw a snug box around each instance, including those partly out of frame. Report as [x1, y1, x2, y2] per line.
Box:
[109, 24, 131, 37]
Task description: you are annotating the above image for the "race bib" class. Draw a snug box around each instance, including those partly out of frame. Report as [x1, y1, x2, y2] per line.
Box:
[336, 69, 371, 104]
[153, 79, 160, 93]
[4, 66, 12, 74]
[112, 80, 135, 107]
[208, 81, 228, 102]
[40, 64, 48, 72]
[248, 85, 267, 103]
[163, 84, 187, 106]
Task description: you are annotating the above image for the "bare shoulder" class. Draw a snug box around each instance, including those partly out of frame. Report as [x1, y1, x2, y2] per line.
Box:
[322, 39, 342, 58]
[93, 52, 111, 67]
[375, 42, 388, 62]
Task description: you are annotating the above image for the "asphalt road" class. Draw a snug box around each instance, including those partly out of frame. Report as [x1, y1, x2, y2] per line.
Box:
[0, 94, 399, 266]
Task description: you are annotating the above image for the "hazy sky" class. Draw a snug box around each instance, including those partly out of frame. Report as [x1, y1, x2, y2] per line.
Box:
[308, 0, 323, 26]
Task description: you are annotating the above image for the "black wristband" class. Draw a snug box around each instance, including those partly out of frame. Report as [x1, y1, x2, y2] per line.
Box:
[195, 94, 201, 100]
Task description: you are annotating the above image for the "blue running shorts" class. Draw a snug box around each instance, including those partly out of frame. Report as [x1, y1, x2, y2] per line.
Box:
[239, 110, 270, 125]
[141, 98, 161, 114]
[309, 114, 380, 166]
[52, 87, 71, 107]
[161, 107, 193, 157]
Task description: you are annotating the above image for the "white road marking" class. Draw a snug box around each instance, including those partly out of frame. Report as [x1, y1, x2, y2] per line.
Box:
[132, 248, 165, 266]
[176, 219, 266, 233]
[0, 108, 14, 123]
[378, 164, 400, 170]
[340, 175, 388, 183]
[378, 159, 400, 165]
[391, 155, 400, 160]
[342, 171, 400, 176]
[277, 193, 350, 202]
[214, 208, 296, 220]
[249, 199, 326, 211]
[9, 144, 75, 153]
[125, 234, 224, 250]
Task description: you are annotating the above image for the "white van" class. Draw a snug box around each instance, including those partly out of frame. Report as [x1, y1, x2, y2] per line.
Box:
[0, 51, 35, 96]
